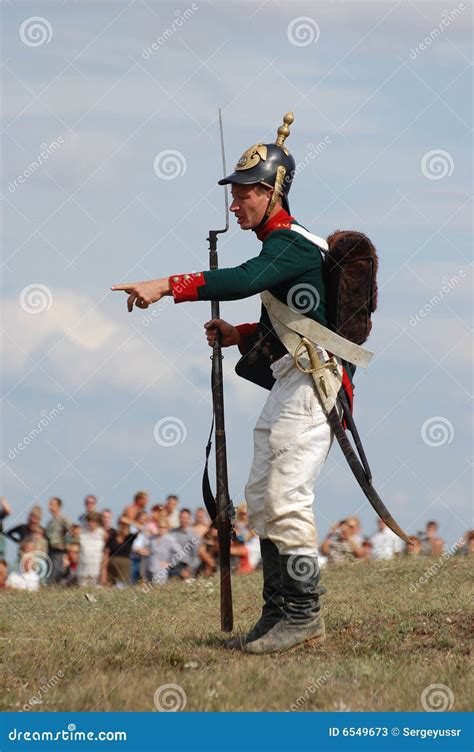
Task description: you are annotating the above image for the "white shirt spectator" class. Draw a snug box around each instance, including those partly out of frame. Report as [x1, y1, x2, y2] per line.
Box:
[7, 571, 40, 592]
[78, 528, 105, 581]
[370, 526, 403, 560]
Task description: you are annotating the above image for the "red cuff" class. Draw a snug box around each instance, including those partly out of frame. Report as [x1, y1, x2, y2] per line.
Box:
[236, 323, 259, 355]
[169, 272, 205, 303]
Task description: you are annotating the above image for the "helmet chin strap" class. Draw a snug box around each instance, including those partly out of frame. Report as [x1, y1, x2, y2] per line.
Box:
[253, 165, 287, 230]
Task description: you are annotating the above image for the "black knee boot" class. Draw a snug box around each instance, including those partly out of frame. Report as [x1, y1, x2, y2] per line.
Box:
[225, 538, 284, 650]
[243, 554, 325, 654]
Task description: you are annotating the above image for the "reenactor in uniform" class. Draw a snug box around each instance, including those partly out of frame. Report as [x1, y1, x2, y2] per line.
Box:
[112, 114, 360, 654]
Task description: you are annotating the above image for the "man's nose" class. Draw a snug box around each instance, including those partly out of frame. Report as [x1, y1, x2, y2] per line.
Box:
[229, 199, 239, 213]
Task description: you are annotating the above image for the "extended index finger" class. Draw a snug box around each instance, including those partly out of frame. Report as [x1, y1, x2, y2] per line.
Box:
[111, 284, 134, 292]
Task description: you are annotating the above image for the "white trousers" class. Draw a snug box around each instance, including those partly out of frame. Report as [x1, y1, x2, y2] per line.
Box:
[245, 353, 334, 556]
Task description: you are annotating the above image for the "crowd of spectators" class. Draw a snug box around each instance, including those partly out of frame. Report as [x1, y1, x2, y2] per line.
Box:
[0, 494, 471, 591]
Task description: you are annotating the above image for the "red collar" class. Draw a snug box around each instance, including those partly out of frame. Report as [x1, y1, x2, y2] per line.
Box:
[254, 208, 295, 242]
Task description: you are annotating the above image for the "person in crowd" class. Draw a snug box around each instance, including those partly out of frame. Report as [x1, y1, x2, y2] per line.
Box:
[78, 495, 98, 526]
[192, 507, 210, 539]
[104, 520, 138, 587]
[77, 512, 106, 587]
[0, 497, 12, 561]
[370, 519, 403, 560]
[345, 516, 363, 547]
[0, 559, 8, 589]
[101, 509, 116, 544]
[458, 530, 474, 556]
[198, 525, 219, 576]
[420, 521, 445, 556]
[169, 508, 200, 579]
[361, 538, 373, 558]
[164, 495, 180, 529]
[120, 491, 149, 526]
[320, 519, 366, 564]
[130, 510, 149, 583]
[6, 540, 40, 591]
[58, 543, 80, 587]
[148, 516, 180, 585]
[65, 523, 81, 546]
[405, 536, 422, 556]
[131, 526, 151, 583]
[45, 497, 72, 583]
[6, 505, 44, 546]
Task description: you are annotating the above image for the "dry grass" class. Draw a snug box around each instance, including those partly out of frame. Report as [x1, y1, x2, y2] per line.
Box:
[1, 557, 471, 712]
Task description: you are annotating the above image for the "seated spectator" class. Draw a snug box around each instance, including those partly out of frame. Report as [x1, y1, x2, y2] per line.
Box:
[164, 495, 180, 529]
[346, 516, 363, 547]
[6, 541, 40, 591]
[120, 490, 149, 526]
[320, 520, 365, 564]
[104, 521, 138, 587]
[58, 543, 80, 587]
[0, 559, 8, 589]
[370, 519, 403, 560]
[458, 530, 474, 556]
[45, 497, 72, 583]
[193, 507, 210, 539]
[77, 512, 106, 587]
[405, 536, 422, 556]
[361, 538, 373, 558]
[6, 505, 44, 546]
[234, 505, 252, 542]
[421, 521, 445, 556]
[0, 497, 12, 561]
[78, 495, 98, 526]
[198, 526, 219, 576]
[169, 509, 200, 579]
[148, 517, 180, 585]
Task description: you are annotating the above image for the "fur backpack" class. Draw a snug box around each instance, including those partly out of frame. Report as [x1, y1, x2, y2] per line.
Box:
[324, 230, 378, 345]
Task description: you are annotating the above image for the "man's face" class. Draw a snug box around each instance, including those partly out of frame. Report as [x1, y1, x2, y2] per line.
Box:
[85, 497, 96, 512]
[136, 495, 148, 509]
[230, 184, 271, 230]
[49, 498, 59, 515]
[180, 511, 191, 529]
[102, 511, 112, 528]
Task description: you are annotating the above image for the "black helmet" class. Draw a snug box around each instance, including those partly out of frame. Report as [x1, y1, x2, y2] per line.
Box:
[218, 112, 296, 215]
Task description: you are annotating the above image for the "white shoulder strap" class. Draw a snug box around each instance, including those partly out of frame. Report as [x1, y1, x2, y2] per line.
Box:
[290, 223, 329, 252]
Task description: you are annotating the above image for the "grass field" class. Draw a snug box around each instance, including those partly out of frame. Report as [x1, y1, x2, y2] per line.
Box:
[1, 557, 471, 713]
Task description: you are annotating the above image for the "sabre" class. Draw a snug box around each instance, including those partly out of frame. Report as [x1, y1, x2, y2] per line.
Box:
[202, 108, 234, 632]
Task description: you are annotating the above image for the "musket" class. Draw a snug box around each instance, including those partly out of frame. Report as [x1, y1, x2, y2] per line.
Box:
[202, 109, 233, 632]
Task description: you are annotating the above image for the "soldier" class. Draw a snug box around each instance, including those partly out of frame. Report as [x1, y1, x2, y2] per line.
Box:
[112, 113, 354, 654]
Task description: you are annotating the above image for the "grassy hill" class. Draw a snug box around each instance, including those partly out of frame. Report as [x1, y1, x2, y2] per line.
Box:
[1, 557, 471, 712]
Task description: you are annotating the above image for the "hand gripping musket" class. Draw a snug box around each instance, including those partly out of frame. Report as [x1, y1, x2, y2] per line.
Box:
[202, 109, 234, 632]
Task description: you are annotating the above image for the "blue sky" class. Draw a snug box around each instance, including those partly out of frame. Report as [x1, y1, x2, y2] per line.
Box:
[1, 0, 472, 555]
